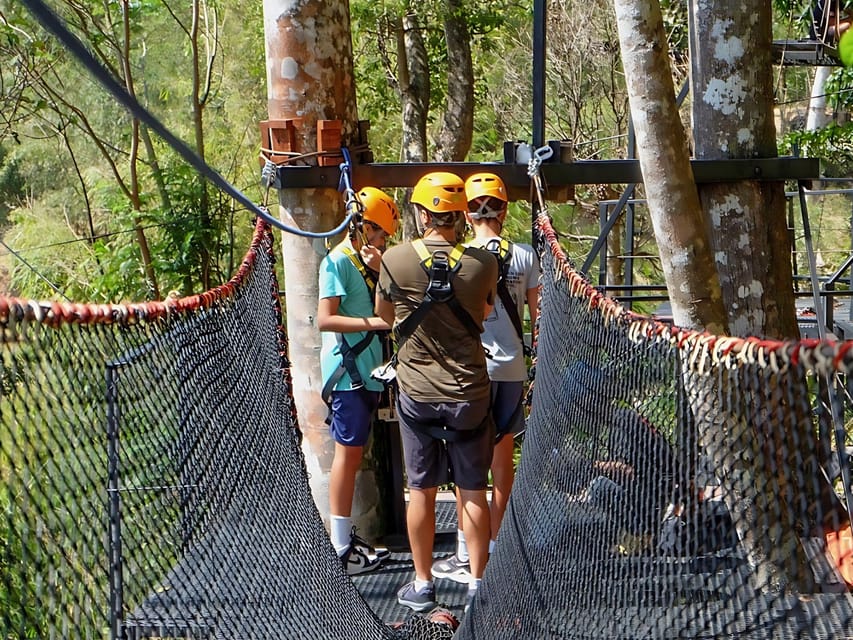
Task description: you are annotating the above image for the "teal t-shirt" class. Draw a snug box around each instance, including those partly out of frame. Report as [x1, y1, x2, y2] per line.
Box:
[318, 241, 384, 393]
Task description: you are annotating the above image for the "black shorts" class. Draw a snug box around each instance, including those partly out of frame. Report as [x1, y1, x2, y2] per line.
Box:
[396, 391, 495, 491]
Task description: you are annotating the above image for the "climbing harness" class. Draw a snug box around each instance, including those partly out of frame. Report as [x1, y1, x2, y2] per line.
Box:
[483, 237, 533, 358]
[392, 239, 482, 347]
[320, 153, 381, 404]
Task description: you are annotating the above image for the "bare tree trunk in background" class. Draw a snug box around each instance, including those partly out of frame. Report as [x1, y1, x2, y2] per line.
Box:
[264, 0, 386, 539]
[189, 0, 216, 290]
[433, 0, 474, 163]
[120, 0, 159, 300]
[807, 67, 833, 132]
[396, 12, 430, 240]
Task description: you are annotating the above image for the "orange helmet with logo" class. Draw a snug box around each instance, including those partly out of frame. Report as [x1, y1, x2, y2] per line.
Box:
[358, 187, 400, 236]
[411, 172, 467, 213]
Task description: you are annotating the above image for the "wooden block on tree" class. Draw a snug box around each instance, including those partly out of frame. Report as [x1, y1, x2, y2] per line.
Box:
[317, 120, 343, 167]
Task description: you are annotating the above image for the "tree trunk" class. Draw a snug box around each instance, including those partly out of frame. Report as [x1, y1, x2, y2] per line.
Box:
[612, 0, 726, 335]
[396, 12, 430, 240]
[190, 0, 213, 291]
[121, 0, 159, 300]
[433, 0, 474, 163]
[807, 67, 833, 132]
[615, 0, 824, 592]
[690, 0, 798, 340]
[687, 0, 838, 591]
[264, 0, 385, 538]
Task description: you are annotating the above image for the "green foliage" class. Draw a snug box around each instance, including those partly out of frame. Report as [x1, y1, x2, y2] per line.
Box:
[782, 121, 853, 176]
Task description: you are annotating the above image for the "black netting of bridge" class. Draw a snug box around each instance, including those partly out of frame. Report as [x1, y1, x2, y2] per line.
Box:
[5, 214, 853, 639]
[460, 215, 853, 639]
[0, 219, 428, 640]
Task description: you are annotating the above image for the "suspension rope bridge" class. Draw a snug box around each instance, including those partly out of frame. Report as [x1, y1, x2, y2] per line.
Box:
[7, 1, 853, 639]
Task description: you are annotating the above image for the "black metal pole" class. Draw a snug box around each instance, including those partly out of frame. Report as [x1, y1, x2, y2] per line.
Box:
[106, 364, 124, 640]
[532, 0, 547, 247]
[533, 0, 546, 149]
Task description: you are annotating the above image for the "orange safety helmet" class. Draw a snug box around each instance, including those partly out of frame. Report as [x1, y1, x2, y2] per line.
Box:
[411, 172, 467, 213]
[358, 187, 400, 236]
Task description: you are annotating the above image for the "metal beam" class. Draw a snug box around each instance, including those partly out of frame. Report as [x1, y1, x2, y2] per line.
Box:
[275, 156, 820, 196]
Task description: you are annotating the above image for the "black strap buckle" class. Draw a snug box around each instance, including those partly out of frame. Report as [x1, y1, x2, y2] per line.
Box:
[426, 250, 453, 302]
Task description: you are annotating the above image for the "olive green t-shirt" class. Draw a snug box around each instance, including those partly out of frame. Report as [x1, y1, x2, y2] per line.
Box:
[378, 237, 498, 403]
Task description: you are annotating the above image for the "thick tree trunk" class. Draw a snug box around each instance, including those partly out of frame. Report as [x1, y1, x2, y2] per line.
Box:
[264, 0, 386, 539]
[612, 0, 726, 335]
[690, 0, 798, 340]
[396, 13, 430, 240]
[688, 0, 840, 591]
[433, 0, 474, 163]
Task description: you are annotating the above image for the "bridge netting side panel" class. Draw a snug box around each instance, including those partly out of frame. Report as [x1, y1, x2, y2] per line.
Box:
[460, 215, 853, 639]
[0, 220, 393, 640]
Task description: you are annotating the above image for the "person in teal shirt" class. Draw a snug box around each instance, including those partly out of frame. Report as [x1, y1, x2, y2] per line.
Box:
[317, 187, 400, 575]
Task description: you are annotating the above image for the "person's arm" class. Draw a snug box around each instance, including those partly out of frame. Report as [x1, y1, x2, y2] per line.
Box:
[526, 286, 539, 329]
[374, 295, 395, 329]
[483, 299, 494, 320]
[317, 296, 390, 333]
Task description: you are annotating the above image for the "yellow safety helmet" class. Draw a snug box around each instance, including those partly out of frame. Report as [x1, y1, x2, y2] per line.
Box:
[411, 172, 467, 213]
[465, 173, 507, 219]
[465, 173, 507, 203]
[358, 187, 400, 236]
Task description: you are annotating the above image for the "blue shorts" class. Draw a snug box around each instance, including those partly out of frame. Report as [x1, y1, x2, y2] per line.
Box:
[396, 391, 495, 491]
[491, 380, 525, 439]
[328, 388, 381, 447]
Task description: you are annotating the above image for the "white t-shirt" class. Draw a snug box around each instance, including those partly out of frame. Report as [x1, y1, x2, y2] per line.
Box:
[467, 237, 539, 382]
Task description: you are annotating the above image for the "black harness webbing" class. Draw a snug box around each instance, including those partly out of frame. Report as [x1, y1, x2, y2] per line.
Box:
[483, 238, 533, 358]
[391, 239, 488, 443]
[322, 246, 379, 404]
[322, 330, 376, 404]
[392, 240, 481, 358]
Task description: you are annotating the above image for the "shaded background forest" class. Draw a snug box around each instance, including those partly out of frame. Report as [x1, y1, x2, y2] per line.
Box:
[1, 0, 852, 305]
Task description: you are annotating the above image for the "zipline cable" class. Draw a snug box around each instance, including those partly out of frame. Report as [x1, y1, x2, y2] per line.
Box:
[21, 0, 353, 240]
[0, 240, 71, 301]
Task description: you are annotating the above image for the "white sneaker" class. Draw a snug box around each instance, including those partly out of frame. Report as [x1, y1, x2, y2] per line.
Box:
[341, 543, 382, 576]
[350, 527, 390, 561]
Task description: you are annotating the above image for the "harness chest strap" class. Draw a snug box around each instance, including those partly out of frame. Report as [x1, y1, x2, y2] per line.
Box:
[341, 245, 377, 294]
[393, 240, 481, 352]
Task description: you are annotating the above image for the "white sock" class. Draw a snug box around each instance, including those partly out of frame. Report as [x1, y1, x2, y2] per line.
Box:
[489, 538, 496, 554]
[456, 529, 469, 562]
[330, 515, 352, 556]
[468, 577, 482, 596]
[414, 578, 433, 593]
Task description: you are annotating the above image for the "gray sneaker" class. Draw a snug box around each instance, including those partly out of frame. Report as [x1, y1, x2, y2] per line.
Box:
[396, 581, 436, 612]
[431, 554, 471, 583]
